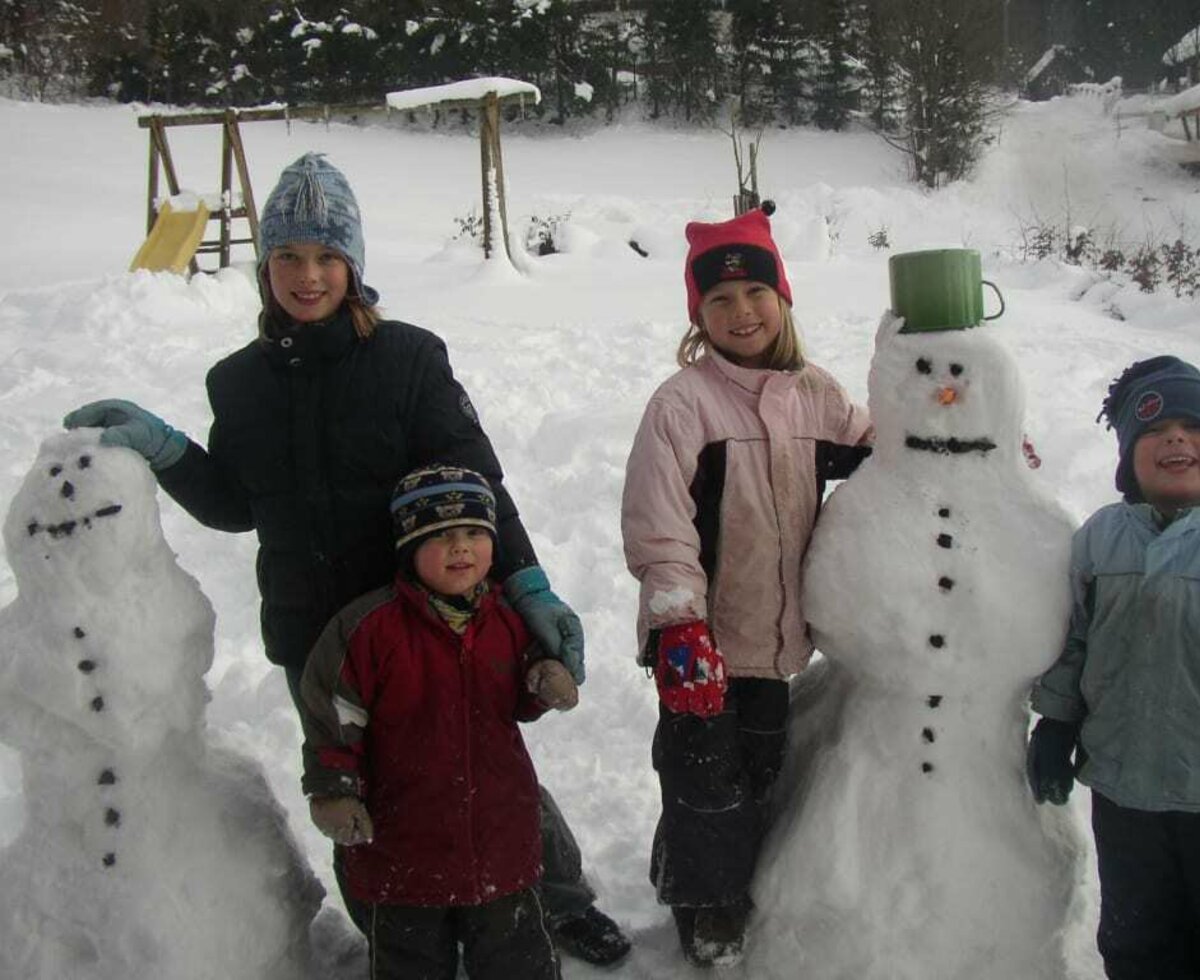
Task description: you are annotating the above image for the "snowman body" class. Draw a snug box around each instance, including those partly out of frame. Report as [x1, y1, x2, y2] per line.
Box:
[0, 431, 321, 980]
[750, 316, 1082, 979]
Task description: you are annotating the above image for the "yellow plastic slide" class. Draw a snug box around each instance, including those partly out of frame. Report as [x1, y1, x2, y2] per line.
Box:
[129, 200, 210, 274]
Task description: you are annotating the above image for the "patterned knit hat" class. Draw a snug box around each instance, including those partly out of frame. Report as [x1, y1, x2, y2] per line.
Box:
[684, 204, 792, 325]
[258, 153, 379, 306]
[391, 465, 498, 557]
[1099, 355, 1200, 500]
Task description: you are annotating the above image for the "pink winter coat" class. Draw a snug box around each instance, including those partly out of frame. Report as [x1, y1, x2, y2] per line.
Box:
[622, 350, 871, 679]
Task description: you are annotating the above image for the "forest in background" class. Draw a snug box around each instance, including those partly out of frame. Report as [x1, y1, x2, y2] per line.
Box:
[2, 0, 1197, 189]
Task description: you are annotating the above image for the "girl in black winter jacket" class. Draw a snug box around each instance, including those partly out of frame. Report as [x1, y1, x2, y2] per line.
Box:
[65, 151, 630, 969]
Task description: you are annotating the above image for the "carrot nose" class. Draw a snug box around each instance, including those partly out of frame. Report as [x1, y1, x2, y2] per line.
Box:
[937, 387, 958, 405]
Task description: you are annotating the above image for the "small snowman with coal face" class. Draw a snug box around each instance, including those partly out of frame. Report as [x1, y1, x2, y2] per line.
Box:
[0, 430, 321, 980]
[749, 252, 1084, 980]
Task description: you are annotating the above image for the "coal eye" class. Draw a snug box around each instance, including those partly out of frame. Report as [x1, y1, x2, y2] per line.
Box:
[949, 364, 963, 377]
[49, 465, 62, 476]
[78, 455, 92, 469]
[916, 358, 932, 374]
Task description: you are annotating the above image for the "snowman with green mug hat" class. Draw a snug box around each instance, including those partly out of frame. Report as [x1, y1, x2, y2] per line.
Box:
[747, 276, 1085, 978]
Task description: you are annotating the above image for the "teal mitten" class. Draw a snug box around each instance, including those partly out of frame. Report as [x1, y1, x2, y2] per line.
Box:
[64, 398, 187, 471]
[504, 565, 585, 684]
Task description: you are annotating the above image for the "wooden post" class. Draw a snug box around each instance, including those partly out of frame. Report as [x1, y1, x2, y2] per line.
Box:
[226, 115, 260, 259]
[479, 98, 494, 259]
[145, 117, 197, 275]
[147, 124, 160, 235]
[220, 112, 234, 268]
[478, 92, 512, 262]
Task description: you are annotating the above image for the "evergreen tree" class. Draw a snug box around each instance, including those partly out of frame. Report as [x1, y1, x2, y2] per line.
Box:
[5, 0, 93, 99]
[640, 0, 720, 122]
[726, 0, 777, 124]
[811, 0, 854, 130]
[878, 0, 997, 188]
[579, 10, 635, 122]
[751, 1, 807, 124]
[849, 0, 898, 129]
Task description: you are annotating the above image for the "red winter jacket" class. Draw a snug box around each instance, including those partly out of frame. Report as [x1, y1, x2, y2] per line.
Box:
[298, 578, 546, 906]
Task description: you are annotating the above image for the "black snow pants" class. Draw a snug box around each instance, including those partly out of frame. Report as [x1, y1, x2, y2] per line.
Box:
[1092, 791, 1200, 980]
[537, 784, 598, 924]
[335, 860, 560, 980]
[650, 676, 790, 907]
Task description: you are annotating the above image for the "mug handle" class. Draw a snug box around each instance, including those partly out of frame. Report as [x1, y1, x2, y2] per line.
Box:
[983, 280, 1005, 321]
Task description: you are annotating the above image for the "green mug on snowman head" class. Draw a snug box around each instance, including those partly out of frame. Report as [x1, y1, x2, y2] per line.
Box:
[888, 248, 1005, 333]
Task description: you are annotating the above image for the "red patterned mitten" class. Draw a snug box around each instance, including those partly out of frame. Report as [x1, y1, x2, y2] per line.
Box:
[655, 622, 727, 718]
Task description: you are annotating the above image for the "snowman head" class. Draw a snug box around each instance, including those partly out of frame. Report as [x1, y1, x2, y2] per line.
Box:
[867, 314, 1025, 469]
[3, 430, 166, 596]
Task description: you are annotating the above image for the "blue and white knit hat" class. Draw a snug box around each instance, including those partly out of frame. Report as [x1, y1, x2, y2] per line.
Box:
[257, 153, 379, 306]
[1099, 355, 1200, 500]
[391, 465, 498, 553]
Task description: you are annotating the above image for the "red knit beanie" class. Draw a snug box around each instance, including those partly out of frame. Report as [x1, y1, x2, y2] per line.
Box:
[684, 206, 792, 325]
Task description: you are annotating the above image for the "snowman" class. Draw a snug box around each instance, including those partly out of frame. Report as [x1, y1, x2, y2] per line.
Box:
[748, 312, 1084, 979]
[0, 430, 323, 980]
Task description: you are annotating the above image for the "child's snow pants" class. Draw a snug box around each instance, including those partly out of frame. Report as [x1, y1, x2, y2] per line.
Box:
[335, 865, 560, 980]
[1092, 791, 1200, 980]
[650, 676, 789, 907]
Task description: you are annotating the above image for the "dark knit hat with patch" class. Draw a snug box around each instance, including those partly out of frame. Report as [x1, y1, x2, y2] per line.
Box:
[391, 465, 498, 569]
[1098, 355, 1200, 500]
[258, 152, 379, 307]
[684, 205, 792, 325]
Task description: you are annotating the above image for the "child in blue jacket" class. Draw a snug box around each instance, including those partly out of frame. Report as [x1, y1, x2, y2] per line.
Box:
[1027, 355, 1200, 980]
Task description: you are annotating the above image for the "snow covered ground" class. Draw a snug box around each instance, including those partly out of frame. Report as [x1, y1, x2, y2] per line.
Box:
[0, 91, 1198, 978]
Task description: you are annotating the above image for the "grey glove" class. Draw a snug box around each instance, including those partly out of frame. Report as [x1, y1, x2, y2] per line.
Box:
[309, 796, 374, 846]
[63, 398, 187, 471]
[526, 658, 579, 711]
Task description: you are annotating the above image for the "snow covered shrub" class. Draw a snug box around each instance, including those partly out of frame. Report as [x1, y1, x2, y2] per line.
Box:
[868, 225, 890, 250]
[1128, 245, 1162, 294]
[1161, 239, 1198, 298]
[453, 208, 484, 247]
[1030, 225, 1058, 261]
[525, 212, 571, 256]
[1064, 227, 1094, 265]
[1098, 247, 1126, 273]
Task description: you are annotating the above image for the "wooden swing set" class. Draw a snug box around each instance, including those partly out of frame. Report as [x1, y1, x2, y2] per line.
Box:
[133, 81, 538, 276]
[133, 104, 380, 275]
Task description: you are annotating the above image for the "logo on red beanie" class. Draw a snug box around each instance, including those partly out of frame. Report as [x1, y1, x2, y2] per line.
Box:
[1135, 391, 1163, 422]
[684, 208, 792, 324]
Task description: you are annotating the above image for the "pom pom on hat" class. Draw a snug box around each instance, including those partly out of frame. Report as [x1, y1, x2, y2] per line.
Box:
[1098, 355, 1200, 500]
[684, 204, 791, 325]
[258, 153, 379, 307]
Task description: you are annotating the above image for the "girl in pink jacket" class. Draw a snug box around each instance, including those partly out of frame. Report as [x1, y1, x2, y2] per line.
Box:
[621, 205, 872, 969]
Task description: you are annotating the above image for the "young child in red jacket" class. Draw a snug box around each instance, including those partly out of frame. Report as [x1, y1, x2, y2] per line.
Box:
[298, 464, 577, 980]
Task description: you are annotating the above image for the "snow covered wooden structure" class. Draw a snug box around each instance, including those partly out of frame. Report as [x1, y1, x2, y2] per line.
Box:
[1160, 82, 1200, 171]
[136, 103, 381, 273]
[1023, 46, 1089, 102]
[387, 78, 541, 263]
[1163, 25, 1200, 89]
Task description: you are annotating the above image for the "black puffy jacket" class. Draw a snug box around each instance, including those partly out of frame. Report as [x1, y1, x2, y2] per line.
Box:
[158, 310, 536, 671]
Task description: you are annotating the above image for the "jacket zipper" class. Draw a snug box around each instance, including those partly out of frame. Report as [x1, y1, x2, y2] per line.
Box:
[460, 625, 480, 901]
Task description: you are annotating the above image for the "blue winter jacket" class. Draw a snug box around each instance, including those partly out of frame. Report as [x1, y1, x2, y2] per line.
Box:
[1032, 501, 1200, 812]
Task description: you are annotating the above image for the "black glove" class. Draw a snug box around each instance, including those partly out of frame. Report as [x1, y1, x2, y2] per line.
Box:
[1026, 717, 1081, 806]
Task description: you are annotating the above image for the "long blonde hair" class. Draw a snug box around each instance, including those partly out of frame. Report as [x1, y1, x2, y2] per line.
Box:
[676, 294, 805, 371]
